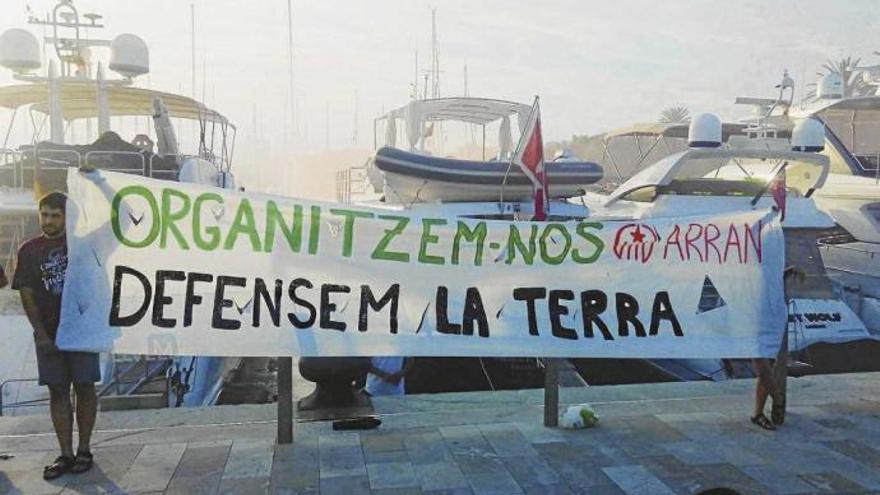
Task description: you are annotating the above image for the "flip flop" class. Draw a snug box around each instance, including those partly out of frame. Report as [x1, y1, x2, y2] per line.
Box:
[750, 413, 775, 431]
[43, 455, 74, 480]
[70, 450, 94, 474]
[332, 416, 382, 431]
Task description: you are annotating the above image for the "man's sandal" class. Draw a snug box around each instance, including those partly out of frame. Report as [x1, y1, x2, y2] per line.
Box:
[771, 399, 786, 426]
[43, 455, 74, 480]
[70, 450, 94, 474]
[750, 413, 776, 431]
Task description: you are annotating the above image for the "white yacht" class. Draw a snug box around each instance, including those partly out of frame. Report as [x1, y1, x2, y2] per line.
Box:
[0, 1, 240, 414]
[784, 78, 880, 336]
[584, 115, 873, 362]
[594, 70, 880, 342]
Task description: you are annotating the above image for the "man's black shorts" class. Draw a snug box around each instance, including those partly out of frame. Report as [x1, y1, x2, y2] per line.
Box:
[35, 347, 101, 386]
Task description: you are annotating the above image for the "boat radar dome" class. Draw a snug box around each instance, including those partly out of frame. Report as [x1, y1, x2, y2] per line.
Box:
[0, 29, 41, 74]
[687, 113, 722, 148]
[109, 34, 149, 78]
[791, 118, 825, 152]
[817, 73, 843, 100]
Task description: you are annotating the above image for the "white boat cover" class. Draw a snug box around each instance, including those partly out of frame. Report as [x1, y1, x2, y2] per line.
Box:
[380, 97, 532, 151]
[0, 82, 230, 125]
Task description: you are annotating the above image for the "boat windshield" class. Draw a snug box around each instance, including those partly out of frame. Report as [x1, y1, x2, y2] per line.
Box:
[615, 152, 828, 203]
[820, 105, 880, 176]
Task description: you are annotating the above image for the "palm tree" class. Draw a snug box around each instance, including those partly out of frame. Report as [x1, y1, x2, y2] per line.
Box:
[658, 106, 691, 124]
[810, 56, 873, 98]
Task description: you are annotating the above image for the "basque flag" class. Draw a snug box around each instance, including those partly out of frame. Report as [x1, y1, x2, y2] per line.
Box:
[513, 97, 548, 220]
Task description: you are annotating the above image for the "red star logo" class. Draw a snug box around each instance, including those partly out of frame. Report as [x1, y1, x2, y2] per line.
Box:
[631, 226, 646, 243]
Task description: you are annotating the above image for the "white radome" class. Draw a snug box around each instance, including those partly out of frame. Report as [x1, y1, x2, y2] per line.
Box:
[817, 73, 843, 100]
[791, 118, 825, 152]
[0, 28, 41, 73]
[688, 113, 722, 148]
[109, 33, 150, 78]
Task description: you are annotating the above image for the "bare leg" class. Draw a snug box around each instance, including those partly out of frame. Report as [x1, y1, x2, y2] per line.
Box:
[752, 359, 776, 417]
[48, 384, 74, 458]
[772, 331, 788, 406]
[72, 383, 98, 453]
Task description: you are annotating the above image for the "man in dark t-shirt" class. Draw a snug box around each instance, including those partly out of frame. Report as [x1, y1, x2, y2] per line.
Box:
[13, 191, 99, 479]
[0, 263, 8, 288]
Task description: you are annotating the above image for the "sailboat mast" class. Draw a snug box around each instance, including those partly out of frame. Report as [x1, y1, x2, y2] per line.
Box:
[353, 90, 358, 146]
[190, 3, 196, 142]
[287, 0, 295, 141]
[190, 4, 195, 99]
[413, 49, 418, 100]
[431, 8, 439, 99]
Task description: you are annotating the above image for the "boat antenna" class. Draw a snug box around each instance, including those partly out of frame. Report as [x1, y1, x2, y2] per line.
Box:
[764, 69, 794, 121]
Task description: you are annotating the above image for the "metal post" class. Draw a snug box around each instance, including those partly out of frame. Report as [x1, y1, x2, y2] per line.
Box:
[543, 358, 559, 427]
[481, 125, 486, 161]
[277, 357, 294, 444]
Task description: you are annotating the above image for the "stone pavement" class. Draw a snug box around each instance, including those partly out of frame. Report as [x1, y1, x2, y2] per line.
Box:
[1, 372, 880, 494]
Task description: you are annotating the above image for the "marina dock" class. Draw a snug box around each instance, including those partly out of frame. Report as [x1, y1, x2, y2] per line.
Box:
[2, 372, 879, 494]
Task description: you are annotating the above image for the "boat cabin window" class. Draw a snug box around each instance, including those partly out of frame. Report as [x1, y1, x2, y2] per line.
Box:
[672, 156, 824, 197]
[867, 203, 880, 225]
[619, 185, 658, 203]
[821, 108, 880, 175]
[658, 179, 765, 197]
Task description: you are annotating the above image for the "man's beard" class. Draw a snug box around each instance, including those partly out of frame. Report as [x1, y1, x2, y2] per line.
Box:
[42, 225, 63, 237]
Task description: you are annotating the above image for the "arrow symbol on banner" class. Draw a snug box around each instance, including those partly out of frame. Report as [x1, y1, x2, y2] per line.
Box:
[494, 245, 508, 263]
[128, 210, 144, 226]
[234, 298, 253, 315]
[211, 206, 225, 221]
[91, 247, 102, 267]
[496, 304, 505, 319]
[327, 220, 341, 237]
[415, 303, 431, 334]
[696, 275, 727, 314]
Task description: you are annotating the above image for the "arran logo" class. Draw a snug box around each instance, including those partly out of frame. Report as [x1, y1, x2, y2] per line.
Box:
[613, 223, 660, 263]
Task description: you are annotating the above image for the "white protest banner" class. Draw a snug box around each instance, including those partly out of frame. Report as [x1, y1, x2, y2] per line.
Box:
[57, 169, 787, 358]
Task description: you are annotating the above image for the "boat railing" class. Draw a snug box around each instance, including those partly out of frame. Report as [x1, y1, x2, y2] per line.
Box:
[818, 242, 879, 256]
[854, 153, 880, 182]
[0, 378, 43, 417]
[35, 148, 82, 169]
[99, 354, 171, 397]
[0, 148, 185, 190]
[84, 150, 147, 176]
[336, 158, 374, 204]
[0, 148, 24, 189]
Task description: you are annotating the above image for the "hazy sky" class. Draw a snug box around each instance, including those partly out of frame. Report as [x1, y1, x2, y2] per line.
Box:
[2, 0, 879, 192]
